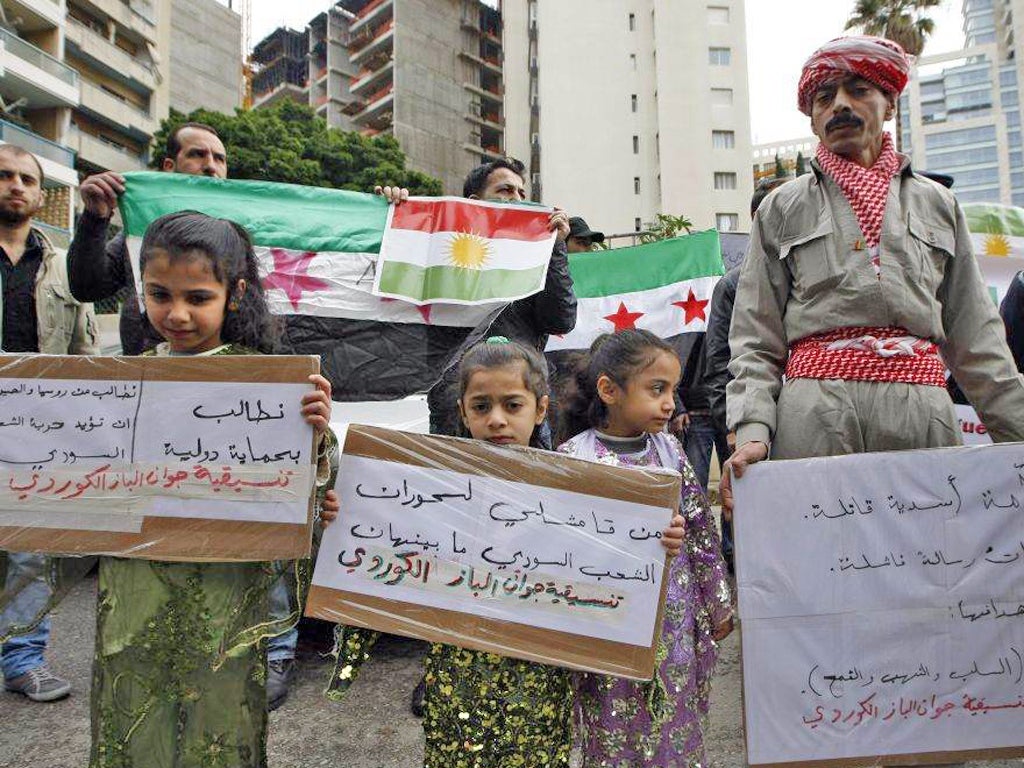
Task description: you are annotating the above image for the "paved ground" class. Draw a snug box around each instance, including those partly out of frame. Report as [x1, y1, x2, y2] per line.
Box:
[0, 575, 1021, 768]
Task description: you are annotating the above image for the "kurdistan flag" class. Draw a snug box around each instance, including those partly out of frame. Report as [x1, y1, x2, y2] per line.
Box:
[546, 230, 724, 354]
[963, 202, 1024, 305]
[118, 172, 508, 400]
[376, 197, 556, 305]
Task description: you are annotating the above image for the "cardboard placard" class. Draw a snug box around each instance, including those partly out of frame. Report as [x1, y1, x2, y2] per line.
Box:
[0, 354, 320, 561]
[734, 442, 1024, 767]
[307, 424, 680, 680]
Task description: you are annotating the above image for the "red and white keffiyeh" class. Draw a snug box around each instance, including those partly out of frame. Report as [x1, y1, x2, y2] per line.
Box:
[798, 36, 910, 116]
[815, 131, 901, 256]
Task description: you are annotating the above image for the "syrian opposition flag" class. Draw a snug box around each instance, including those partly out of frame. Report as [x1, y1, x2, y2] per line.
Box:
[375, 197, 556, 305]
[963, 202, 1024, 305]
[118, 172, 508, 400]
[546, 230, 724, 354]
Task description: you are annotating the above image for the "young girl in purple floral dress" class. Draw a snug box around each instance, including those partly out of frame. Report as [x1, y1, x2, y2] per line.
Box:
[558, 329, 734, 767]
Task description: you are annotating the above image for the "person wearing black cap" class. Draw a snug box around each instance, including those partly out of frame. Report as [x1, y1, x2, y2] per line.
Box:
[567, 216, 605, 253]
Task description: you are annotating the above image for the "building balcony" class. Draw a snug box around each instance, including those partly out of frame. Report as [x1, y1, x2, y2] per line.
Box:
[252, 82, 308, 110]
[460, 15, 501, 43]
[0, 118, 77, 187]
[76, 0, 157, 44]
[349, 0, 392, 33]
[463, 81, 503, 104]
[5, 0, 63, 32]
[0, 117, 74, 167]
[350, 84, 392, 128]
[67, 125, 147, 172]
[65, 17, 158, 93]
[349, 21, 393, 65]
[462, 141, 504, 161]
[78, 80, 156, 141]
[0, 27, 80, 108]
[458, 49, 502, 76]
[465, 104, 503, 131]
[350, 59, 393, 95]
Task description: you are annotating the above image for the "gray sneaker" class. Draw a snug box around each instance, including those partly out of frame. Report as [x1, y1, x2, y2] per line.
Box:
[267, 659, 295, 712]
[5, 665, 71, 702]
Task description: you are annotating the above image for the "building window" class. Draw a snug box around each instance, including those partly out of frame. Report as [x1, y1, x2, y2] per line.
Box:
[711, 88, 734, 106]
[714, 172, 737, 190]
[630, 53, 637, 70]
[634, 177, 641, 194]
[633, 135, 640, 154]
[628, 13, 636, 31]
[716, 213, 739, 231]
[712, 130, 735, 149]
[635, 217, 642, 231]
[709, 47, 731, 66]
[708, 5, 730, 23]
[631, 94, 638, 112]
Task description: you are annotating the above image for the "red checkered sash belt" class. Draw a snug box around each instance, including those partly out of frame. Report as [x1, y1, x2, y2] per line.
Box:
[785, 326, 946, 387]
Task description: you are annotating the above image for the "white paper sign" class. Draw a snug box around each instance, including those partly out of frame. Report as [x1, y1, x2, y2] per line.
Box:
[734, 442, 1024, 765]
[312, 454, 672, 646]
[0, 377, 313, 529]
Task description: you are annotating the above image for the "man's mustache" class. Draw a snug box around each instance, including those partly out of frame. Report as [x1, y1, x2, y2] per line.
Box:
[826, 114, 863, 132]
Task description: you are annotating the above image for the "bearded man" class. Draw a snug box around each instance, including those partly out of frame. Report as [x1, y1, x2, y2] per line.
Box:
[723, 36, 1024, 498]
[0, 144, 97, 703]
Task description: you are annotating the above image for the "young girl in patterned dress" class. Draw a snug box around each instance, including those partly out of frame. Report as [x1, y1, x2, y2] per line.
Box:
[90, 211, 338, 768]
[558, 329, 733, 768]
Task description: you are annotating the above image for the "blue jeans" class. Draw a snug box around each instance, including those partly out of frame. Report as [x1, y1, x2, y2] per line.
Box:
[267, 565, 297, 663]
[683, 415, 734, 568]
[1, 552, 52, 680]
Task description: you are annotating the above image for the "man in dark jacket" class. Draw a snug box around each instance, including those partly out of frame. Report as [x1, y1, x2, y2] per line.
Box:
[66, 122, 227, 354]
[379, 158, 577, 439]
[1002, 270, 1024, 373]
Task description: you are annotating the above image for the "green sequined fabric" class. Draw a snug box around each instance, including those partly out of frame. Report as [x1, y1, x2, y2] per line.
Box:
[90, 344, 334, 768]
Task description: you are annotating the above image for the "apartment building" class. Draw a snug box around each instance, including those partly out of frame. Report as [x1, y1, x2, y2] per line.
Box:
[0, 0, 240, 245]
[901, 0, 1024, 205]
[502, 0, 754, 235]
[252, 0, 504, 195]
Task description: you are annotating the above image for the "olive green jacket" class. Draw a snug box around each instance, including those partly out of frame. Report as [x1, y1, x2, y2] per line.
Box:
[1, 226, 98, 355]
[727, 157, 1024, 446]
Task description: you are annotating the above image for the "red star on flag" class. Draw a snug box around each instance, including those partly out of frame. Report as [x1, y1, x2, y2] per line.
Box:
[604, 302, 644, 332]
[380, 297, 433, 323]
[673, 289, 709, 326]
[262, 249, 331, 310]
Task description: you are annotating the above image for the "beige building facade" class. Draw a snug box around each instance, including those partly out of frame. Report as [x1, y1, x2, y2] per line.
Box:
[0, 0, 240, 218]
[253, 0, 504, 195]
[502, 0, 754, 235]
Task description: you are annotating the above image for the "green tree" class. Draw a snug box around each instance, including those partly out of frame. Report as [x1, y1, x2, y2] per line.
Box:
[774, 154, 787, 179]
[150, 100, 442, 194]
[845, 0, 941, 150]
[795, 151, 808, 177]
[637, 213, 693, 244]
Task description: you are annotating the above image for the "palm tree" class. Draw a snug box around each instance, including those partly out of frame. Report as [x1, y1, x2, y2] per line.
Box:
[844, 0, 941, 150]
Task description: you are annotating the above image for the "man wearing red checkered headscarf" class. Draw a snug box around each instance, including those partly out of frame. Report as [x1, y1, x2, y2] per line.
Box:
[722, 34, 1024, 500]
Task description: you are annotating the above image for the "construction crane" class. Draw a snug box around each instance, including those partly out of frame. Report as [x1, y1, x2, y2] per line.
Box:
[229, 0, 254, 108]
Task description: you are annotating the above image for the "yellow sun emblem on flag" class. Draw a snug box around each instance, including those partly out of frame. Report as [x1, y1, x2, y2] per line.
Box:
[447, 232, 490, 270]
[982, 233, 1012, 257]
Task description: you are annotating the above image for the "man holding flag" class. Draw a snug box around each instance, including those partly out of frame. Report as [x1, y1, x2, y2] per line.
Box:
[723, 36, 1024, 505]
[378, 156, 577, 440]
[67, 122, 227, 355]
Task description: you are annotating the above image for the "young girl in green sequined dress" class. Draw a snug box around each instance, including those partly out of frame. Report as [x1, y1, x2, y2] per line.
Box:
[90, 211, 338, 768]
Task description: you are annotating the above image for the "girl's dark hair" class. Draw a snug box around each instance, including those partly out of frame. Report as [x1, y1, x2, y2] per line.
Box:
[559, 329, 677, 440]
[456, 337, 549, 443]
[139, 211, 278, 353]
